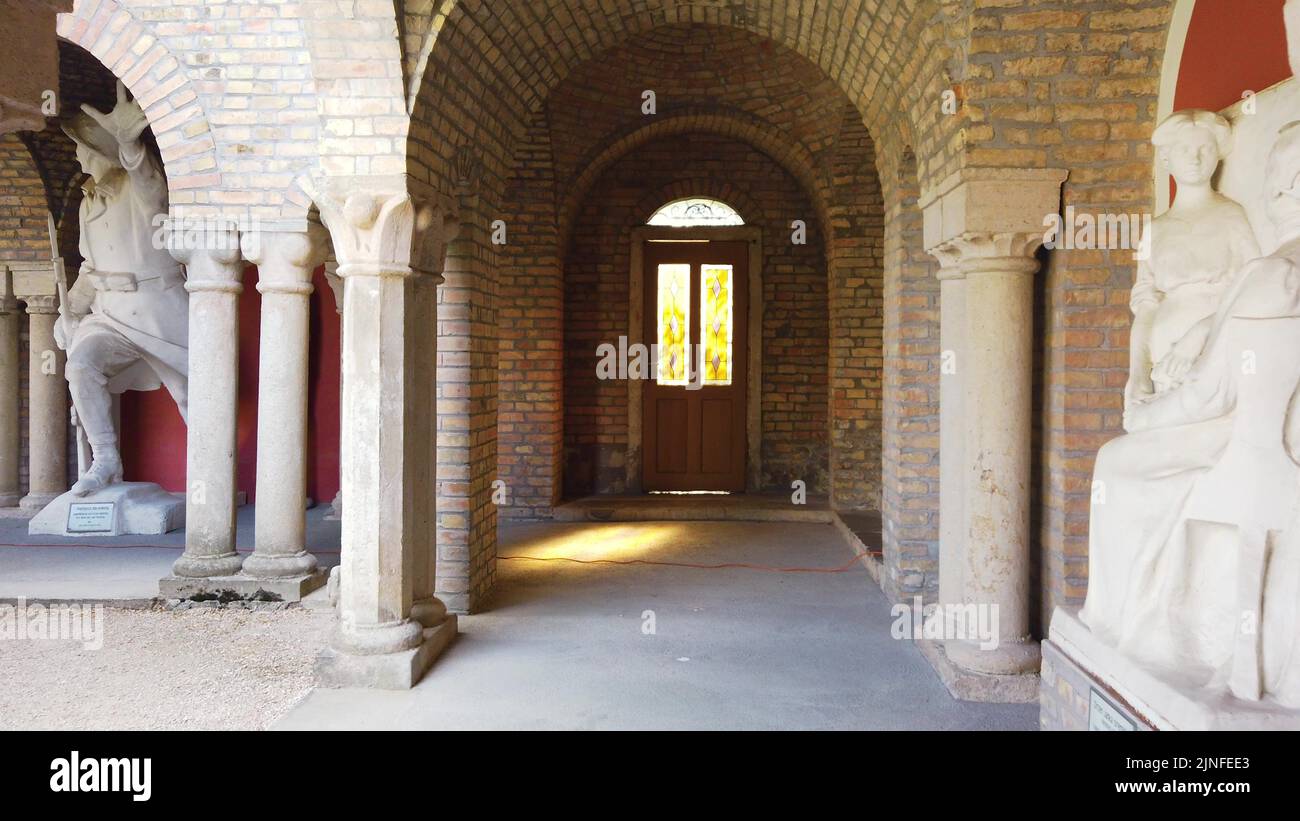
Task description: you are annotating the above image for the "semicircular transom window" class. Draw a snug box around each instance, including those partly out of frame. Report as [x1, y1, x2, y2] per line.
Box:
[647, 197, 744, 227]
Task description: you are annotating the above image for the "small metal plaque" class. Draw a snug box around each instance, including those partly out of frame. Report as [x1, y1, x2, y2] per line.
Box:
[66, 502, 115, 534]
[1088, 688, 1136, 731]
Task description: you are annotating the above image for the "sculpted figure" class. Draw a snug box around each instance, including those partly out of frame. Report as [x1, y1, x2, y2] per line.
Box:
[1081, 122, 1300, 706]
[57, 82, 188, 496]
[1126, 111, 1259, 410]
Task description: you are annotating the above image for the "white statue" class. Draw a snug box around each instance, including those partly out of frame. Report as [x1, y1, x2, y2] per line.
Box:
[57, 81, 189, 496]
[1080, 121, 1300, 707]
[1126, 111, 1259, 408]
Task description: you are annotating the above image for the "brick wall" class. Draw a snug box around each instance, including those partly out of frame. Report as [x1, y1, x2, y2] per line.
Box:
[495, 23, 885, 514]
[879, 147, 941, 601]
[961, 0, 1175, 630]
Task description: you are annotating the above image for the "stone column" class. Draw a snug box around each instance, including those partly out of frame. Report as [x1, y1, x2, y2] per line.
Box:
[932, 251, 965, 616]
[169, 234, 246, 578]
[921, 168, 1067, 690]
[313, 186, 458, 688]
[20, 295, 66, 509]
[241, 228, 328, 584]
[0, 269, 21, 507]
[946, 232, 1044, 676]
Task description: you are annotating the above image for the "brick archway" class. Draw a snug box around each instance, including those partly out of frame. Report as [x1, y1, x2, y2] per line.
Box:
[56, 0, 220, 198]
[557, 107, 832, 260]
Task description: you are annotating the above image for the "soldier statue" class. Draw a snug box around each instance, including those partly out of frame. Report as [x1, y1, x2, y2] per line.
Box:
[57, 81, 188, 496]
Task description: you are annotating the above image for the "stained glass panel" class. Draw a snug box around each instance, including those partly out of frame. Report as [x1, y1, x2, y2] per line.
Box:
[656, 263, 691, 385]
[701, 264, 733, 385]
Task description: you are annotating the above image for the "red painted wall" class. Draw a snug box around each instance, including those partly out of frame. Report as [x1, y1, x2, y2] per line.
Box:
[120, 264, 341, 504]
[1175, 0, 1291, 112]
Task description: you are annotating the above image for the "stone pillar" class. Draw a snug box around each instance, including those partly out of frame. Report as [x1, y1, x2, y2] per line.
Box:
[932, 252, 965, 614]
[921, 168, 1067, 694]
[169, 234, 245, 578]
[0, 269, 21, 507]
[313, 186, 458, 688]
[20, 295, 66, 510]
[946, 232, 1043, 676]
[241, 228, 329, 585]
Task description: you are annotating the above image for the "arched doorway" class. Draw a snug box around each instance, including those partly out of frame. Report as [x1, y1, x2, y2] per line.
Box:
[632, 197, 758, 493]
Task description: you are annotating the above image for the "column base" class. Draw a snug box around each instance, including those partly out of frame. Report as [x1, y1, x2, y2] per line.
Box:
[411, 596, 448, 628]
[0, 492, 22, 508]
[240, 551, 318, 578]
[170, 552, 246, 579]
[19, 491, 63, 511]
[315, 616, 457, 689]
[916, 639, 1040, 703]
[944, 633, 1041, 676]
[160, 568, 328, 603]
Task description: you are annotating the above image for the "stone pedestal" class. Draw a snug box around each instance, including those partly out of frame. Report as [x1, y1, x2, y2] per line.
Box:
[159, 569, 327, 603]
[28, 482, 184, 536]
[1042, 609, 1300, 730]
[20, 297, 67, 510]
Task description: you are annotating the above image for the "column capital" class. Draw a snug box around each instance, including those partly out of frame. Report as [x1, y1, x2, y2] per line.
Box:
[24, 294, 58, 315]
[244, 224, 330, 295]
[310, 181, 459, 281]
[930, 232, 1045, 278]
[921, 166, 1067, 260]
[171, 224, 245, 295]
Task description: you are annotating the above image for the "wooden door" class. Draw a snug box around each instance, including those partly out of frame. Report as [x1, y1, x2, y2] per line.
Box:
[642, 240, 747, 492]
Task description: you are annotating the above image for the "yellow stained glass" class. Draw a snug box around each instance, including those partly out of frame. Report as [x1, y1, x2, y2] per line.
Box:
[656, 263, 690, 385]
[701, 264, 733, 385]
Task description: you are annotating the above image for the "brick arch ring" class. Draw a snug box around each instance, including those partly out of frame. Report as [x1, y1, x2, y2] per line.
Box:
[555, 106, 836, 260]
[57, 0, 221, 196]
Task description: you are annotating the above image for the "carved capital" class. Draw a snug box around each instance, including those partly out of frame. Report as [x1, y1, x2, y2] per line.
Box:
[243, 224, 328, 296]
[170, 221, 245, 295]
[25, 294, 59, 315]
[931, 232, 1045, 278]
[313, 185, 458, 282]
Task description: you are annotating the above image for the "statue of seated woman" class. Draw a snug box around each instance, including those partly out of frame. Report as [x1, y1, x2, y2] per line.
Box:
[1081, 121, 1300, 707]
[1126, 111, 1259, 410]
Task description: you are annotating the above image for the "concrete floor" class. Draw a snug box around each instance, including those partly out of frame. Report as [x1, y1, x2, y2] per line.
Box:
[0, 506, 340, 602]
[279, 520, 1039, 730]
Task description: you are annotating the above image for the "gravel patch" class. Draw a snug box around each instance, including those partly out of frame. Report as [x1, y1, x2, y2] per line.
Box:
[0, 606, 332, 730]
